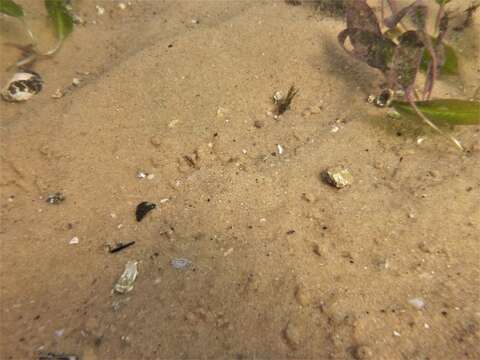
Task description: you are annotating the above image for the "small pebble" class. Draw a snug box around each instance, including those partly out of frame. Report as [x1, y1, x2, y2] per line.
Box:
[137, 172, 147, 179]
[301, 192, 315, 203]
[73, 14, 86, 25]
[386, 109, 401, 119]
[277, 144, 284, 155]
[46, 192, 65, 204]
[254, 120, 264, 128]
[118, 2, 127, 10]
[354, 345, 374, 360]
[150, 135, 162, 147]
[272, 91, 284, 104]
[322, 166, 353, 189]
[96, 5, 105, 15]
[284, 322, 301, 349]
[191, 18, 199, 24]
[310, 105, 322, 114]
[408, 297, 425, 310]
[223, 248, 234, 257]
[216, 107, 227, 118]
[171, 258, 190, 269]
[69, 237, 79, 245]
[393, 330, 401, 337]
[168, 119, 180, 128]
[294, 285, 310, 306]
[51, 89, 64, 99]
[72, 78, 81, 86]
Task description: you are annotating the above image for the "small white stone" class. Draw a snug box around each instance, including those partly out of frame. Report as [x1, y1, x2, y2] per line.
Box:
[273, 91, 284, 104]
[216, 107, 227, 118]
[51, 88, 63, 99]
[242, 149, 247, 154]
[72, 78, 81, 86]
[69, 236, 79, 245]
[168, 119, 179, 128]
[118, 2, 127, 10]
[393, 330, 401, 337]
[424, 323, 430, 329]
[330, 126, 339, 133]
[160, 198, 169, 203]
[277, 144, 284, 155]
[417, 137, 426, 144]
[96, 5, 105, 15]
[191, 18, 199, 24]
[137, 172, 147, 179]
[146, 173, 155, 180]
[408, 297, 425, 310]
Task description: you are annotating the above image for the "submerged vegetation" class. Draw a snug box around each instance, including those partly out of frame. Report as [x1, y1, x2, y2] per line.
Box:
[338, 0, 479, 150]
[0, 0, 74, 68]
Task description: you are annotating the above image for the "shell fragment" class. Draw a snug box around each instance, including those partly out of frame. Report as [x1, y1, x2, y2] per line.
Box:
[1, 71, 43, 102]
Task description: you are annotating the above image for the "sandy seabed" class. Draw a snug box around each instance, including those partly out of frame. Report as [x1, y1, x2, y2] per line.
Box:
[1, 1, 479, 359]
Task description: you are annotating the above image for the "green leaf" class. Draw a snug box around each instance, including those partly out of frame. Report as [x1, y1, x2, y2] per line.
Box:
[392, 99, 480, 125]
[0, 0, 23, 17]
[420, 41, 458, 76]
[44, 0, 73, 40]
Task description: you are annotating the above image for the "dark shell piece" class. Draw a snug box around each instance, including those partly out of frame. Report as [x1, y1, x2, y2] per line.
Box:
[136, 201, 156, 222]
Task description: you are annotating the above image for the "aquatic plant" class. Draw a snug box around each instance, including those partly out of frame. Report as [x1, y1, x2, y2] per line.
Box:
[339, 0, 479, 150]
[0, 0, 73, 68]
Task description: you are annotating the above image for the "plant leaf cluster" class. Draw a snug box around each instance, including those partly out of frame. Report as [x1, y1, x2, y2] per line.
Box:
[338, 0, 479, 149]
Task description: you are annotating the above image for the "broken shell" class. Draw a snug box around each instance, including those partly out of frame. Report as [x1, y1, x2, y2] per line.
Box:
[374, 89, 394, 108]
[272, 91, 284, 104]
[1, 71, 43, 102]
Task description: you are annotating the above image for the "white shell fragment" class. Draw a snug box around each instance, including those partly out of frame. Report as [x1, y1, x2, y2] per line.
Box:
[69, 236, 80, 245]
[408, 297, 425, 310]
[277, 144, 284, 155]
[114, 260, 139, 294]
[1, 71, 43, 102]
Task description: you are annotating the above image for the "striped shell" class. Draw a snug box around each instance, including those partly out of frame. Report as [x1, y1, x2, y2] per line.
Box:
[1, 71, 43, 102]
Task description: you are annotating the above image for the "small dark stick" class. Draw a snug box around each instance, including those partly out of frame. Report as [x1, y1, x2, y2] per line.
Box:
[108, 241, 136, 253]
[276, 85, 299, 115]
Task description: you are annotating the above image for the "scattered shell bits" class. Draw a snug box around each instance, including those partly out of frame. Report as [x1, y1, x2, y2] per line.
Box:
[1, 71, 43, 102]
